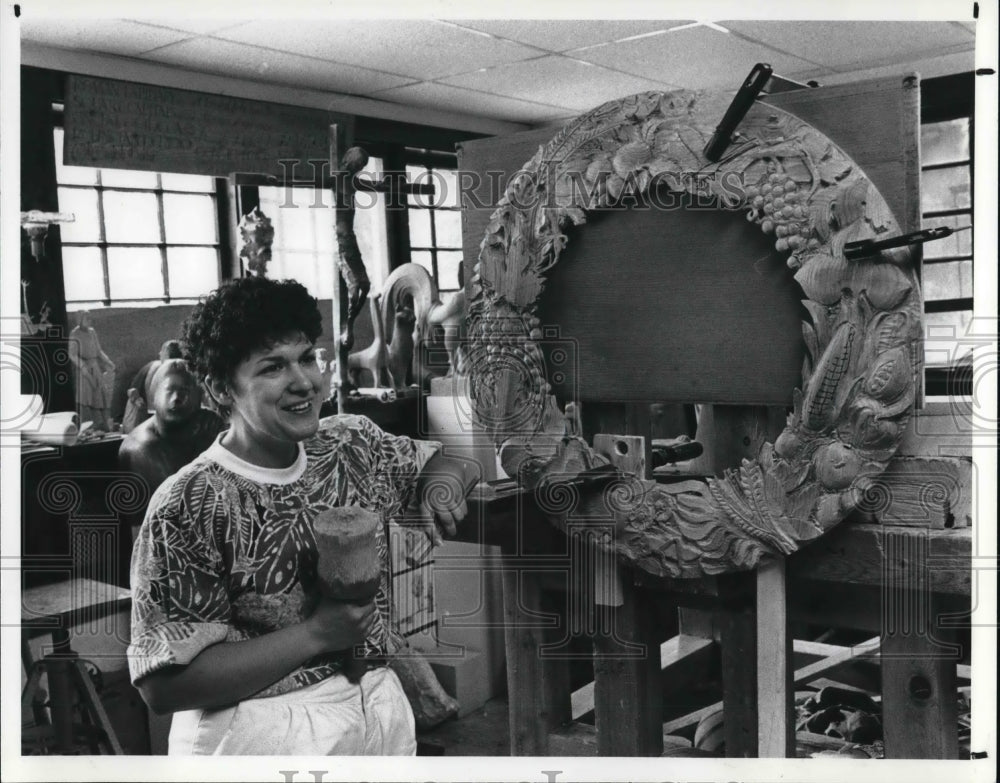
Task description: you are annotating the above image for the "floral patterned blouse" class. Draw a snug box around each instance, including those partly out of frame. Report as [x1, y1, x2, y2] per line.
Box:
[127, 414, 436, 699]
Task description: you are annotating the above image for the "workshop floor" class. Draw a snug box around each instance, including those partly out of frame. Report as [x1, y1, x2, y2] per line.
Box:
[417, 697, 513, 756]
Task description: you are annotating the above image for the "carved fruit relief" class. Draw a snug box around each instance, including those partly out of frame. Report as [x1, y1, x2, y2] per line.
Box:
[467, 90, 922, 578]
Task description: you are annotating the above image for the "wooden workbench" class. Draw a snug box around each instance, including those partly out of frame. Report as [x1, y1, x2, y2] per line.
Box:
[456, 481, 971, 758]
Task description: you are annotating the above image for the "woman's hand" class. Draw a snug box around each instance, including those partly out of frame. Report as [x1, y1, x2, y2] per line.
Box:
[303, 596, 377, 653]
[416, 453, 481, 541]
[137, 596, 378, 714]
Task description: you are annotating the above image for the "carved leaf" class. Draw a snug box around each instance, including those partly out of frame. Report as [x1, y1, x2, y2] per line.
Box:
[781, 156, 814, 185]
[818, 156, 852, 185]
[738, 460, 798, 553]
[864, 183, 896, 234]
[836, 178, 871, 227]
[851, 263, 914, 311]
[795, 252, 848, 306]
[802, 321, 820, 366]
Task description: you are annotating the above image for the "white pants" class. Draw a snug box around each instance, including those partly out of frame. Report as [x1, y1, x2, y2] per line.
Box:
[168, 667, 416, 755]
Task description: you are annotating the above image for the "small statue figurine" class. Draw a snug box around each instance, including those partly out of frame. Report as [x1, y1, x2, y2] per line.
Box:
[68, 310, 115, 432]
[238, 207, 275, 278]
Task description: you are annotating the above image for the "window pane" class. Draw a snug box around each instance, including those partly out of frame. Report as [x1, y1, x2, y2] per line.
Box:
[166, 247, 220, 298]
[411, 250, 434, 278]
[437, 250, 464, 291]
[407, 165, 433, 208]
[312, 204, 336, 252]
[274, 202, 317, 252]
[53, 128, 98, 186]
[434, 210, 463, 248]
[921, 166, 971, 213]
[103, 191, 161, 243]
[923, 260, 973, 301]
[921, 119, 970, 167]
[435, 169, 459, 209]
[408, 208, 432, 247]
[275, 251, 322, 298]
[57, 187, 102, 242]
[101, 168, 159, 188]
[924, 310, 973, 367]
[922, 214, 972, 258]
[162, 173, 216, 192]
[164, 193, 218, 244]
[107, 247, 164, 300]
[315, 256, 337, 300]
[61, 247, 106, 302]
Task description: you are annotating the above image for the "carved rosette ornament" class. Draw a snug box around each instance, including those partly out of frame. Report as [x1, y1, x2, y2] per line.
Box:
[467, 90, 922, 578]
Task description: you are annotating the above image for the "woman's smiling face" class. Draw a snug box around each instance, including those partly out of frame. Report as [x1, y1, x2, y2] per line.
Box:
[221, 333, 323, 466]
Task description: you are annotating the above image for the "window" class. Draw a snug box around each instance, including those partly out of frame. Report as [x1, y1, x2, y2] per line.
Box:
[919, 74, 974, 397]
[53, 127, 222, 309]
[247, 156, 390, 300]
[406, 150, 463, 293]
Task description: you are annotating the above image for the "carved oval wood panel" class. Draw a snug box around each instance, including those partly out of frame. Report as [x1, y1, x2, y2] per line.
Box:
[466, 89, 922, 578]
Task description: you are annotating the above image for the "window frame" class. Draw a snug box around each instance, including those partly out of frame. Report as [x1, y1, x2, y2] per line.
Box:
[53, 114, 226, 309]
[919, 73, 975, 397]
[403, 147, 463, 293]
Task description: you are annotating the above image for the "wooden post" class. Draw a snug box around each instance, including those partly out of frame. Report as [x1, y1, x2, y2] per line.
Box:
[881, 630, 960, 758]
[756, 558, 794, 757]
[501, 568, 569, 755]
[593, 579, 663, 756]
[717, 605, 759, 757]
[704, 404, 790, 757]
[880, 530, 960, 758]
[589, 405, 662, 756]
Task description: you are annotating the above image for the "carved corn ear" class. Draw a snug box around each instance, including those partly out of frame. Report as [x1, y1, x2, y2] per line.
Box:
[802, 321, 859, 432]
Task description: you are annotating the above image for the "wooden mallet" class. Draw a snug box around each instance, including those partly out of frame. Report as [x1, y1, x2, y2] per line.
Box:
[312, 506, 383, 681]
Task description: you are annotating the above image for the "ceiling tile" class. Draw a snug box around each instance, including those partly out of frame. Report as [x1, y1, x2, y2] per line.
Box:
[439, 54, 678, 113]
[142, 37, 414, 94]
[726, 21, 975, 71]
[124, 18, 250, 36]
[571, 26, 821, 91]
[374, 81, 574, 124]
[18, 18, 192, 56]
[213, 18, 545, 80]
[807, 51, 977, 86]
[448, 19, 691, 52]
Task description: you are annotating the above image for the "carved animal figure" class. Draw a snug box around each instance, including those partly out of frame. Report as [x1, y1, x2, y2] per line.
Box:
[385, 296, 417, 389]
[347, 295, 387, 388]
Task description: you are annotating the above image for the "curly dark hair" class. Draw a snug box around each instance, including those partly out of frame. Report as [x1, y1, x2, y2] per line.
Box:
[182, 277, 323, 384]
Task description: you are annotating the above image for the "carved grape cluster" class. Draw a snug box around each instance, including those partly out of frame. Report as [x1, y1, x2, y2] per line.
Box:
[744, 166, 818, 265]
[467, 307, 551, 433]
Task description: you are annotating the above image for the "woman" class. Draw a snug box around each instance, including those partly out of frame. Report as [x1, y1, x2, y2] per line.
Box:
[127, 277, 474, 755]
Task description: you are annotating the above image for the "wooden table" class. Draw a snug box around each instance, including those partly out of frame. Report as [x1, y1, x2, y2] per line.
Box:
[458, 482, 972, 758]
[21, 578, 131, 754]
